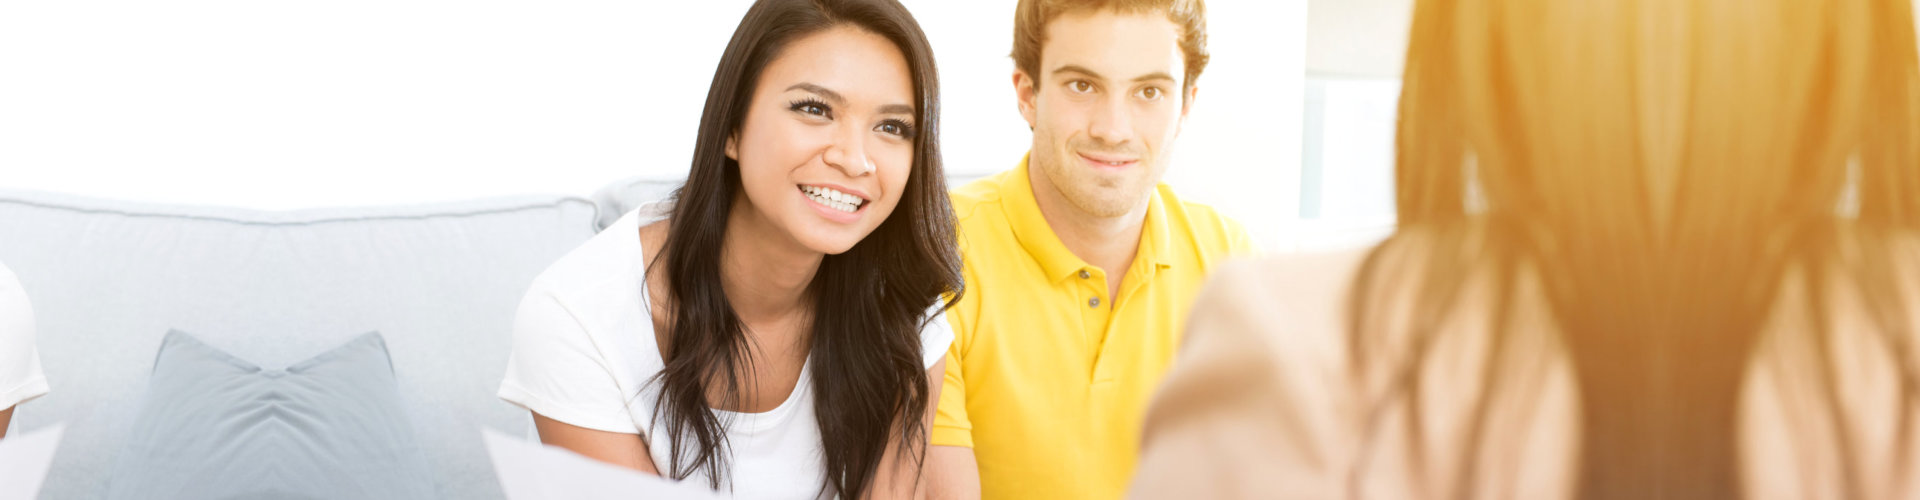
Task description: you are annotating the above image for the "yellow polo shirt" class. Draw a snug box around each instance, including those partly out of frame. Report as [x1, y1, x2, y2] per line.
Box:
[935, 156, 1257, 499]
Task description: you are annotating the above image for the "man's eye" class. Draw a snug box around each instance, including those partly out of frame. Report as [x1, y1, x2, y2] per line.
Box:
[1139, 87, 1162, 100]
[1069, 81, 1094, 93]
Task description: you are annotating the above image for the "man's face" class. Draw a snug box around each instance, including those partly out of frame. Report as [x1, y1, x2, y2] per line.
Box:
[1018, 10, 1194, 218]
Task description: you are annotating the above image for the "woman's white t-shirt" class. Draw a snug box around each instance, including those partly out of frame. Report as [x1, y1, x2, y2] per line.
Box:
[0, 261, 49, 412]
[498, 204, 954, 499]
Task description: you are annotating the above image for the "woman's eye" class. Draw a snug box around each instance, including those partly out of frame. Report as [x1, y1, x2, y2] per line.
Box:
[790, 100, 831, 118]
[876, 120, 914, 138]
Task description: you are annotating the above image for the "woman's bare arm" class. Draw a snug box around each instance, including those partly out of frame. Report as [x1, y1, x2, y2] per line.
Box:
[531, 411, 660, 475]
[869, 359, 947, 499]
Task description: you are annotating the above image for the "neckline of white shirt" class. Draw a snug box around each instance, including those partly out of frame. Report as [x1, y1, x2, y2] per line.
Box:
[629, 203, 813, 433]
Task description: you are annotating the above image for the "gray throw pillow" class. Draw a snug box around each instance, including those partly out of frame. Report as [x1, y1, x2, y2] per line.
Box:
[106, 330, 437, 500]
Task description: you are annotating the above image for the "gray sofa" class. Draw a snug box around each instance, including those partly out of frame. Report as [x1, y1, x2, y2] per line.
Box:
[0, 171, 982, 499]
[0, 177, 677, 500]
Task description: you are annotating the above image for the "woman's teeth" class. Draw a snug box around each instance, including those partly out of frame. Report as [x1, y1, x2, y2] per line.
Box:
[801, 185, 865, 213]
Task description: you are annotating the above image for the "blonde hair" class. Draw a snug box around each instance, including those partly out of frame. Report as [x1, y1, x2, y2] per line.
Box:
[1354, 0, 1920, 497]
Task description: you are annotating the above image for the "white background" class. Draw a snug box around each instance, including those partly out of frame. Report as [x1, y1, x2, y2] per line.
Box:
[0, 0, 1313, 247]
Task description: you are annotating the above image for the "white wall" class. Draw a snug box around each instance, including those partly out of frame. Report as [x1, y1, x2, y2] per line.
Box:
[1162, 0, 1306, 247]
[1291, 0, 1411, 251]
[0, 0, 1306, 246]
[1306, 0, 1410, 78]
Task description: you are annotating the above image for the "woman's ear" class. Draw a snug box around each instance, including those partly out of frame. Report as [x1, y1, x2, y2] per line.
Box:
[725, 132, 740, 161]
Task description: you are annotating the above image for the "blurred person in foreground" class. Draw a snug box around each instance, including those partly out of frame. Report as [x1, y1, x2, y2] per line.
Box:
[1129, 0, 1920, 498]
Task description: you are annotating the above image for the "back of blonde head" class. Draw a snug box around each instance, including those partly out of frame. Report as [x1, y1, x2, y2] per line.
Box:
[1358, 0, 1920, 497]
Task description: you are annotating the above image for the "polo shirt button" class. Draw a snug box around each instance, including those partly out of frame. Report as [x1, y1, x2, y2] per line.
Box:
[1088, 297, 1100, 308]
[1078, 270, 1091, 279]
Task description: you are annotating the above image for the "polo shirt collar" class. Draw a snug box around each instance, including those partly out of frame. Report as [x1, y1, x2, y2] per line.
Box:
[1003, 153, 1174, 284]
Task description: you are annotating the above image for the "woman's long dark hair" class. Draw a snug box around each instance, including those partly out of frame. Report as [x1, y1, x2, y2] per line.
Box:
[647, 0, 959, 497]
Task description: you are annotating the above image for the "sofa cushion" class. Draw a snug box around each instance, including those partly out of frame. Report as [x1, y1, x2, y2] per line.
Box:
[0, 189, 598, 500]
[588, 176, 680, 232]
[107, 330, 434, 500]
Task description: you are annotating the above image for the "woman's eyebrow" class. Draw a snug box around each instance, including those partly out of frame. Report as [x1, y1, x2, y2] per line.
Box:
[785, 82, 844, 104]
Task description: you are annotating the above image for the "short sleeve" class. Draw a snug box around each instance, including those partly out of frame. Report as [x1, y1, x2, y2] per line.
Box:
[1225, 217, 1260, 255]
[497, 288, 638, 435]
[919, 304, 955, 369]
[931, 303, 973, 448]
[0, 265, 48, 411]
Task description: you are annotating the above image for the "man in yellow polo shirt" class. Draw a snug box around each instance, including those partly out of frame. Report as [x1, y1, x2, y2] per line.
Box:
[926, 0, 1254, 498]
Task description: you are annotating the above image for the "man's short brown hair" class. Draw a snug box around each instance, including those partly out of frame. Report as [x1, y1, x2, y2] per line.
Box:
[1011, 0, 1209, 92]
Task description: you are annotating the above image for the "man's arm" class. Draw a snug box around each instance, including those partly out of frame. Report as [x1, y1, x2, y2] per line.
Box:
[926, 295, 981, 499]
[926, 445, 981, 499]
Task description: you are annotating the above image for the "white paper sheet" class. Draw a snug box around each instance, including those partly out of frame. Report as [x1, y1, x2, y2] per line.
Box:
[0, 423, 65, 500]
[483, 428, 723, 500]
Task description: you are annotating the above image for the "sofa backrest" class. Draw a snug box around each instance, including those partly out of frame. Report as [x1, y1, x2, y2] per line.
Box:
[0, 190, 600, 500]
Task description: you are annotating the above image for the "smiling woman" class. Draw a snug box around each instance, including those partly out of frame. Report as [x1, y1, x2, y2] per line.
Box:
[727, 30, 921, 250]
[495, 0, 962, 499]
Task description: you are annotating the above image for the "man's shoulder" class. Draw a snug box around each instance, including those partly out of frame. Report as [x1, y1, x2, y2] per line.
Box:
[1154, 184, 1255, 255]
[948, 170, 1015, 221]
